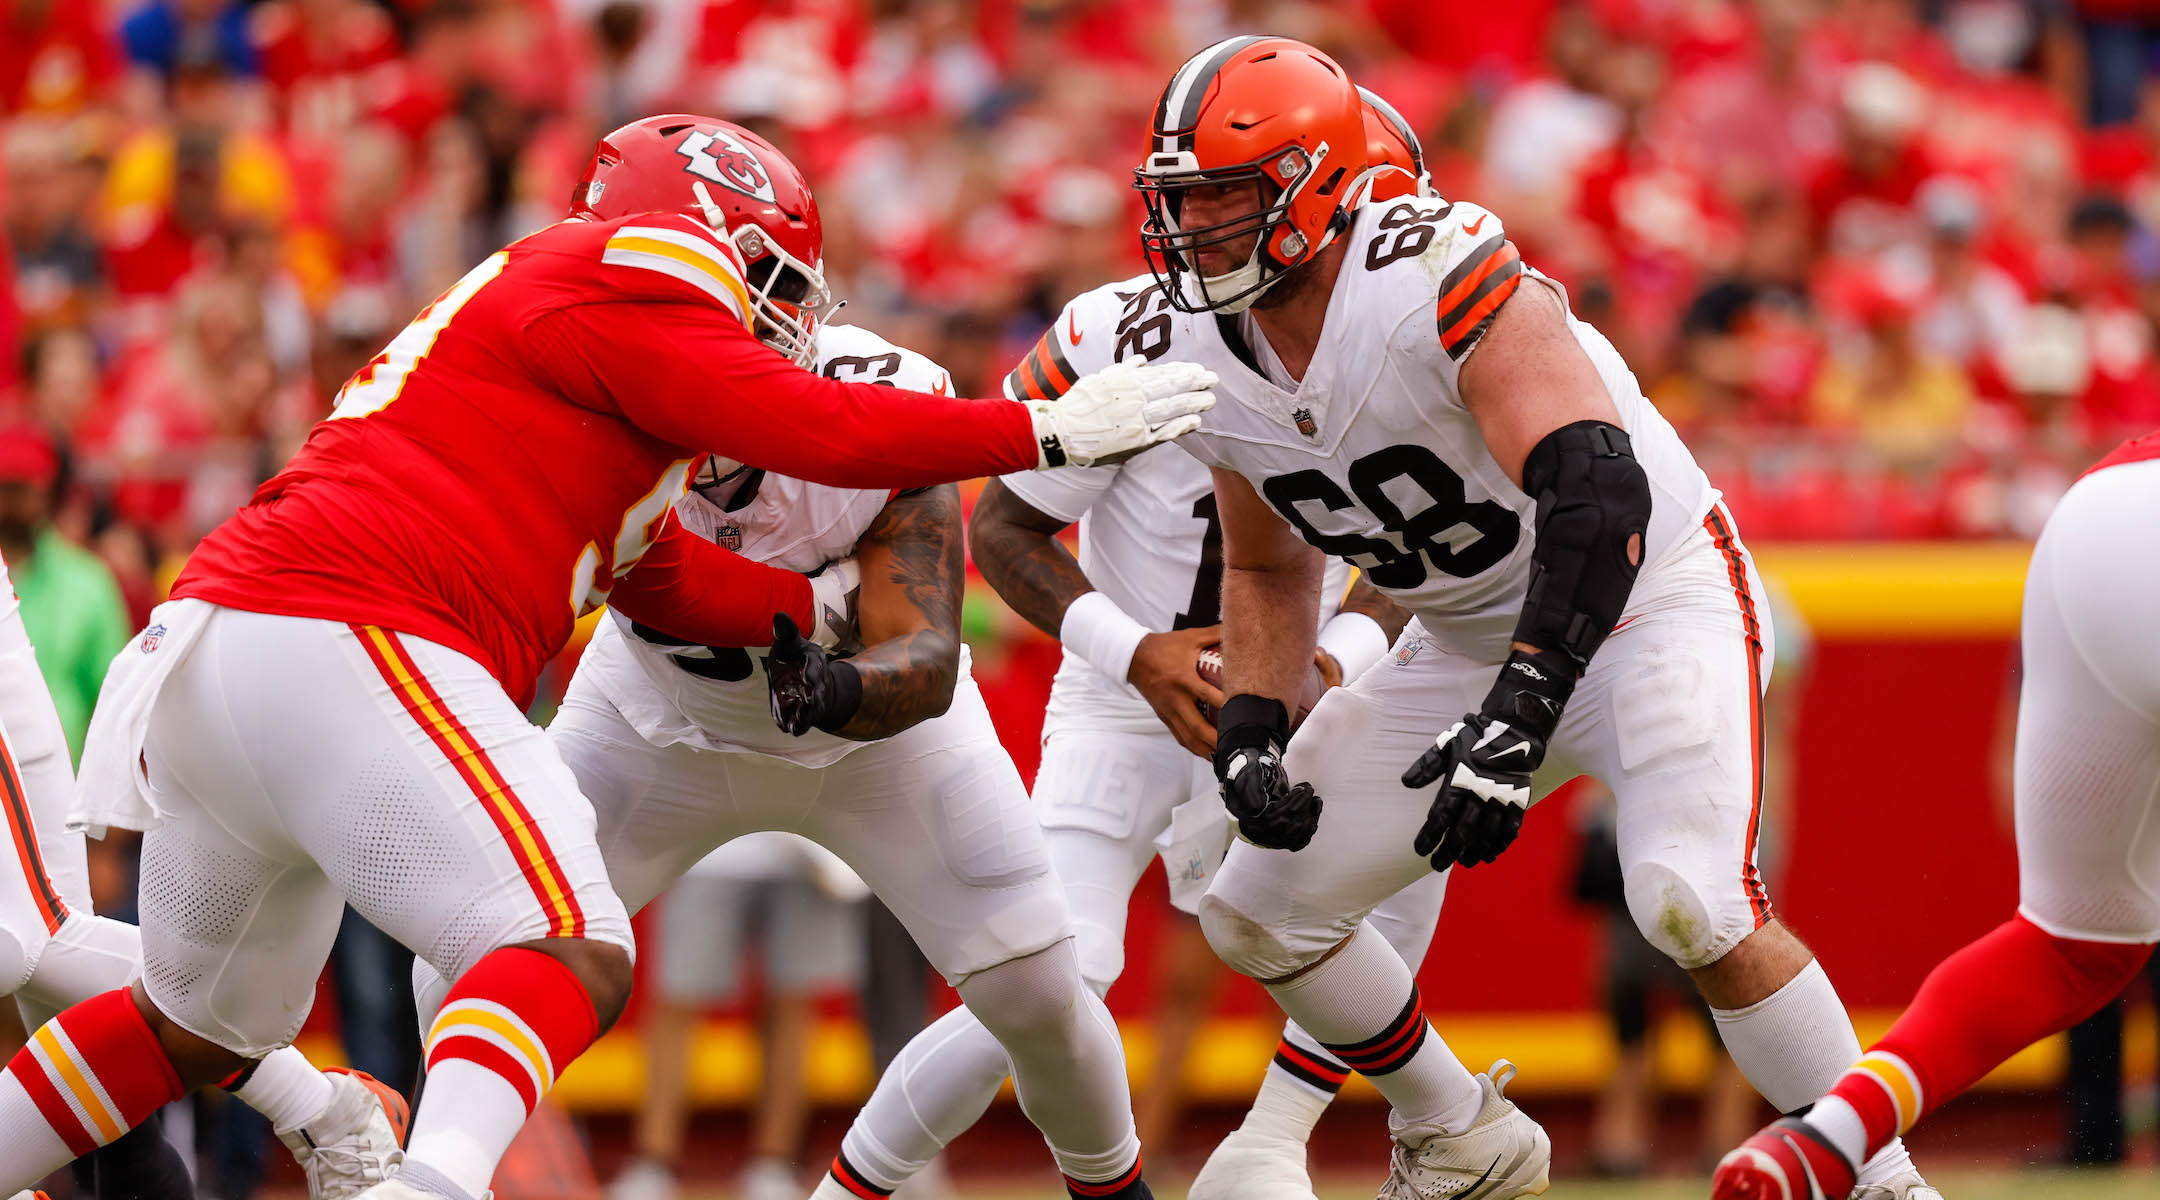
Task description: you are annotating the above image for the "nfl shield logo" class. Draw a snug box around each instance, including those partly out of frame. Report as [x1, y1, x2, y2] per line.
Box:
[715, 522, 742, 551]
[1292, 407, 1319, 439]
[139, 624, 166, 653]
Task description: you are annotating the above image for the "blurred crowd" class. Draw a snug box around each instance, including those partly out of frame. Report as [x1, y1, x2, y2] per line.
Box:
[8, 0, 2160, 631]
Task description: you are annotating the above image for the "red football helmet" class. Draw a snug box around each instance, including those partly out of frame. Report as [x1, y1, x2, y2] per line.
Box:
[572, 114, 836, 365]
[1134, 36, 1365, 314]
[1355, 86, 1432, 204]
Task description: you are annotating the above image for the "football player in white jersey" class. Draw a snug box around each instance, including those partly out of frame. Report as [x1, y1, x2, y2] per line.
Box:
[409, 312, 1159, 1200]
[1114, 37, 1938, 1200]
[816, 90, 1457, 1200]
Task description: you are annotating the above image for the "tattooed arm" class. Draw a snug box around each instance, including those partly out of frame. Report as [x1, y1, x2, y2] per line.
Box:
[830, 484, 965, 741]
[967, 477, 1089, 637]
[971, 475, 1223, 757]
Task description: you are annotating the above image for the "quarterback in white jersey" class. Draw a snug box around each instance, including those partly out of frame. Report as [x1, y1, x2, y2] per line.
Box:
[1121, 36, 1936, 1200]
[408, 322, 1158, 1200]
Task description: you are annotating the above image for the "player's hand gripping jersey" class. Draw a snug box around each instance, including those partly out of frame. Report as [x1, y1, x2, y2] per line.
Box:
[173, 214, 1052, 705]
[579, 323, 963, 766]
[1060, 197, 1715, 655]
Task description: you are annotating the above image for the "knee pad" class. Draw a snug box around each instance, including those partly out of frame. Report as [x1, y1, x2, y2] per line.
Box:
[955, 937, 1088, 1041]
[0, 921, 35, 998]
[1623, 853, 1746, 970]
[1198, 892, 1316, 981]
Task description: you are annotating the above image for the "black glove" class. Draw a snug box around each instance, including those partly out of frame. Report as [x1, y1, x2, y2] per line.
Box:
[1402, 648, 1572, 871]
[1212, 695, 1323, 851]
[766, 613, 863, 736]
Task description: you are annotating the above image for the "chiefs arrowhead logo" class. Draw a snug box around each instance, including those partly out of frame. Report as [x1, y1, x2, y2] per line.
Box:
[676, 129, 776, 204]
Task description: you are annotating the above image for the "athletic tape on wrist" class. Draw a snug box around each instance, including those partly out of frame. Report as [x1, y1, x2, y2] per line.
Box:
[1061, 590, 1151, 681]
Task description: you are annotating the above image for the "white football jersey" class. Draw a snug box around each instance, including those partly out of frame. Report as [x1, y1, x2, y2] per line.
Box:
[579, 323, 965, 767]
[1068, 198, 1716, 661]
[999, 279, 1350, 734]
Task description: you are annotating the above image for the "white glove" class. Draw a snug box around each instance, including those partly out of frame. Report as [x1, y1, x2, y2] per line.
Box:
[806, 557, 861, 650]
[1027, 358, 1216, 468]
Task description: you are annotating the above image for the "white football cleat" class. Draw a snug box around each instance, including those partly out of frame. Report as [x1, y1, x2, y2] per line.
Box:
[1850, 1173, 1945, 1200]
[278, 1068, 408, 1200]
[1378, 1061, 1551, 1200]
[1187, 1125, 1319, 1200]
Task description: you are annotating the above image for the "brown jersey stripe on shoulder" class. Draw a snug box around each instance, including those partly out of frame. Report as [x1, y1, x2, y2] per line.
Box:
[1438, 242, 1524, 359]
[1038, 330, 1078, 393]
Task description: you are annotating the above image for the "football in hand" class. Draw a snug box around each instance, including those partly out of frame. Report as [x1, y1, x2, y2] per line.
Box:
[1194, 643, 1327, 729]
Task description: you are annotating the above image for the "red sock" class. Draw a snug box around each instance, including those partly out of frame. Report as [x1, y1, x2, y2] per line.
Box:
[1823, 915, 2153, 1158]
[408, 947, 602, 1196]
[0, 989, 186, 1177]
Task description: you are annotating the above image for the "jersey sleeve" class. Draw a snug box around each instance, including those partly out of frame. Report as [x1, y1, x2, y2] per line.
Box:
[995, 285, 1131, 521]
[522, 300, 1042, 487]
[609, 512, 813, 647]
[1388, 199, 1527, 401]
[591, 212, 755, 326]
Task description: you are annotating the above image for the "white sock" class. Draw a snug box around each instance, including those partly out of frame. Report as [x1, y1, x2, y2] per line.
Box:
[1709, 959, 1863, 1111]
[1709, 960, 1925, 1187]
[405, 1063, 530, 1196]
[1239, 1025, 1341, 1141]
[1265, 924, 1481, 1132]
[955, 941, 1139, 1185]
[0, 1068, 77, 1186]
[839, 1004, 1012, 1186]
[235, 1047, 336, 1132]
[1807, 1094, 1869, 1165]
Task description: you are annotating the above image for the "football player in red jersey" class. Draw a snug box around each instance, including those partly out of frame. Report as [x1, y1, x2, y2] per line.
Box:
[1715, 431, 2160, 1200]
[0, 116, 1214, 1199]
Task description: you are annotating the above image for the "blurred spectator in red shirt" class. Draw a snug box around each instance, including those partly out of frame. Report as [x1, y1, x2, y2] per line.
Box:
[286, 121, 410, 312]
[1809, 61, 1936, 258]
[1, 0, 121, 117]
[1485, 5, 1622, 212]
[251, 0, 405, 143]
[1659, 0, 1843, 203]
[2056, 191, 2160, 432]
[1896, 175, 2030, 375]
[1656, 189, 1824, 434]
[18, 326, 104, 439]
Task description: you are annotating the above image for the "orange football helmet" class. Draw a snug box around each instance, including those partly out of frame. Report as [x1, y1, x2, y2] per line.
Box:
[572, 115, 836, 366]
[1134, 36, 1365, 313]
[1355, 86, 1432, 204]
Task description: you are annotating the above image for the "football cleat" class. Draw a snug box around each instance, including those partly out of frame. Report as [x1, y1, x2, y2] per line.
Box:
[1850, 1172, 1944, 1200]
[1711, 1117, 1857, 1200]
[277, 1067, 408, 1200]
[1378, 1061, 1550, 1200]
[1186, 1125, 1319, 1200]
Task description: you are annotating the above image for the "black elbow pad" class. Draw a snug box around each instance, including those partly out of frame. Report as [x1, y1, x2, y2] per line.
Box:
[1512, 420, 1652, 669]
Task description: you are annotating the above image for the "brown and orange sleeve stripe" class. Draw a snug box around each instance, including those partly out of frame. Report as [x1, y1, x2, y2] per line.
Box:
[1436, 235, 1523, 361]
[1003, 327, 1081, 402]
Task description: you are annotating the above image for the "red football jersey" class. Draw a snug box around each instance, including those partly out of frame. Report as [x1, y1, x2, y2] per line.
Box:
[2083, 429, 2160, 480]
[175, 212, 1040, 704]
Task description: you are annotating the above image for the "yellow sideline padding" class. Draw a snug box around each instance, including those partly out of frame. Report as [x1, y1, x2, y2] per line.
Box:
[299, 1005, 2151, 1112]
[1750, 542, 2030, 638]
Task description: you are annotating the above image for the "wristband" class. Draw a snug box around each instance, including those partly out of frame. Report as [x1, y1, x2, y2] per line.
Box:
[1481, 647, 1576, 742]
[1060, 590, 1151, 681]
[1316, 611, 1390, 685]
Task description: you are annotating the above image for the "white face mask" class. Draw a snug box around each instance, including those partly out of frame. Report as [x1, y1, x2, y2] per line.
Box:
[691, 181, 839, 367]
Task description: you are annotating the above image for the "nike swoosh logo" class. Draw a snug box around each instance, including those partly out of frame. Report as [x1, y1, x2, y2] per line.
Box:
[932, 375, 950, 395]
[1491, 742, 1532, 760]
[1462, 1154, 1503, 1199]
[1068, 308, 1083, 344]
[1611, 615, 1638, 634]
[1462, 214, 1487, 236]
